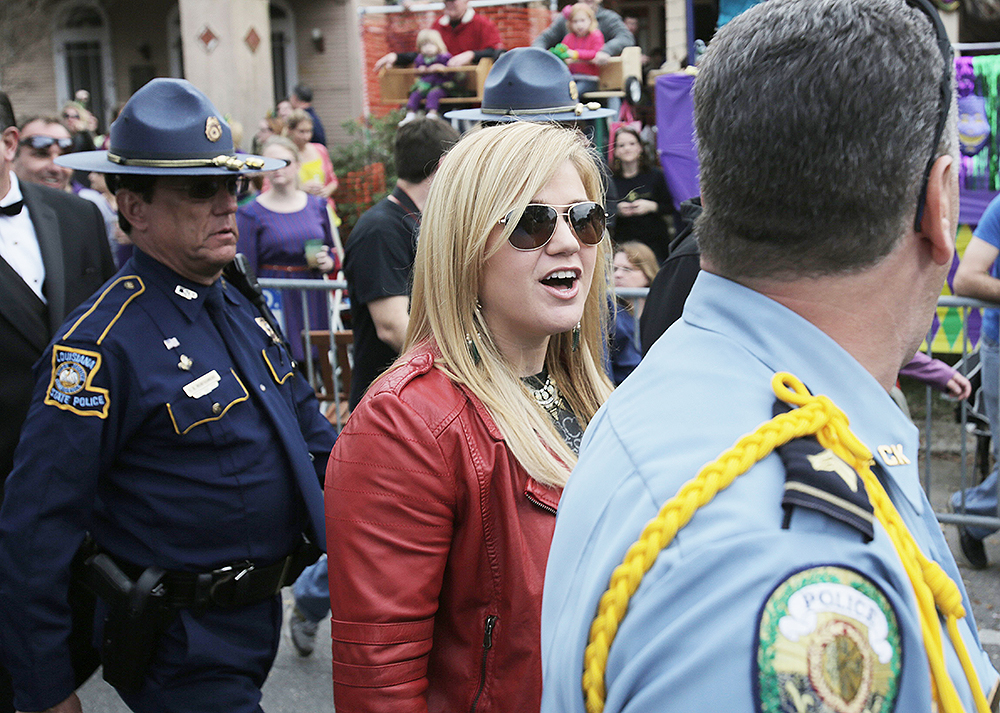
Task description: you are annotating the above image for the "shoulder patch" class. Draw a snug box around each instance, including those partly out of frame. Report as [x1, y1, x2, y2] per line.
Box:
[774, 400, 875, 541]
[44, 345, 110, 418]
[756, 566, 901, 713]
[61, 276, 145, 345]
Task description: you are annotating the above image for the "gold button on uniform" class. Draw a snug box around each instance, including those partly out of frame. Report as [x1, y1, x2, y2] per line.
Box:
[212, 402, 222, 415]
[259, 384, 267, 392]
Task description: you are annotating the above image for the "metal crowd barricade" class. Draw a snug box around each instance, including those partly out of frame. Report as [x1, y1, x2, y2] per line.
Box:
[928, 295, 1000, 532]
[259, 277, 1000, 530]
[259, 277, 349, 430]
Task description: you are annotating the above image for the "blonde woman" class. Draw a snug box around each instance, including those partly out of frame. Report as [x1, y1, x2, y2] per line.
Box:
[286, 109, 339, 206]
[610, 241, 658, 384]
[326, 122, 613, 712]
[613, 240, 659, 319]
[236, 137, 336, 364]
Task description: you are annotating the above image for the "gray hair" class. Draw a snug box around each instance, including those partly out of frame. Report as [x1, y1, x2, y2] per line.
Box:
[694, 0, 956, 279]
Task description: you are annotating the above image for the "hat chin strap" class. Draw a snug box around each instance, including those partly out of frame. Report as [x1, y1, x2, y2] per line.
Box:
[480, 102, 604, 117]
[107, 153, 264, 171]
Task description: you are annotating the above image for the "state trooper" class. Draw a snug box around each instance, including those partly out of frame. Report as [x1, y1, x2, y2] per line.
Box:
[0, 78, 336, 713]
[540, 0, 1000, 712]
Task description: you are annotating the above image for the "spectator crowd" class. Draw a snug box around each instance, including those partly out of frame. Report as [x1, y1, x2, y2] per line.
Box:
[1, 1, 999, 713]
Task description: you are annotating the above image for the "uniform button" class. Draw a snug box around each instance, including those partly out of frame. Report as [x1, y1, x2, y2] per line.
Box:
[212, 402, 222, 414]
[260, 384, 267, 392]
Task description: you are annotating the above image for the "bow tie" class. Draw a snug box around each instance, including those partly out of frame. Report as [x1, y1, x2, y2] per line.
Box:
[0, 200, 23, 217]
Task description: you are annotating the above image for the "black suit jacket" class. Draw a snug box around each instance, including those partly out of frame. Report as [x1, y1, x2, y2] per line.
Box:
[0, 181, 115, 484]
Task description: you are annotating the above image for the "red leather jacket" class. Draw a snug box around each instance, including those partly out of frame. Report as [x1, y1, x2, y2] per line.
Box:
[326, 347, 561, 713]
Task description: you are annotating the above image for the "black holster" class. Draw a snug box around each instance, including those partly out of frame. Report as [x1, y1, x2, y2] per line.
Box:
[73, 533, 320, 692]
[79, 551, 174, 693]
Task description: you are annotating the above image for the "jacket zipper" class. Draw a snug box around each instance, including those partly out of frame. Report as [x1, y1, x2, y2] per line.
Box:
[525, 491, 557, 515]
[470, 615, 498, 713]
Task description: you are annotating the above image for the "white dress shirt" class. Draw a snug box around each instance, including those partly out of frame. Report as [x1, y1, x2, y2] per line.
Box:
[0, 171, 46, 303]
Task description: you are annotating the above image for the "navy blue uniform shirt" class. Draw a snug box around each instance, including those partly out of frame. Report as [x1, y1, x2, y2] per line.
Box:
[0, 248, 334, 711]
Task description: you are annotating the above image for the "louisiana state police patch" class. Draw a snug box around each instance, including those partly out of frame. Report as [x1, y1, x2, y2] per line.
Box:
[756, 566, 901, 713]
[44, 345, 110, 418]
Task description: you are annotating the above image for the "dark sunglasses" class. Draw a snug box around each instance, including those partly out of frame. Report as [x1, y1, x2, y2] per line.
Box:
[905, 0, 953, 232]
[499, 201, 607, 251]
[19, 136, 74, 152]
[165, 176, 250, 201]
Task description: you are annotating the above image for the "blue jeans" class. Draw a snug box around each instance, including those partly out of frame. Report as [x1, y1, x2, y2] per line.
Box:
[951, 336, 1000, 540]
[291, 555, 329, 623]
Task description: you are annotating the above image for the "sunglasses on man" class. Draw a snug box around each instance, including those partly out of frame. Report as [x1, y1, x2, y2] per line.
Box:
[162, 176, 251, 201]
[499, 201, 607, 251]
[19, 136, 74, 153]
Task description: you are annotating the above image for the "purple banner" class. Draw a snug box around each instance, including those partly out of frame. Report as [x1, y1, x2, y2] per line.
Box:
[655, 73, 700, 211]
[960, 189, 1000, 227]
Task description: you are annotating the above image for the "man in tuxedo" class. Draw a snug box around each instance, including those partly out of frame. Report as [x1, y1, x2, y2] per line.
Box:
[0, 91, 112, 712]
[0, 93, 114, 486]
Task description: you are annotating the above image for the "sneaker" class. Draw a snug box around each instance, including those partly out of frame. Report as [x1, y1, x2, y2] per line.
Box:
[289, 605, 319, 657]
[398, 111, 417, 126]
[959, 528, 989, 569]
[950, 500, 988, 569]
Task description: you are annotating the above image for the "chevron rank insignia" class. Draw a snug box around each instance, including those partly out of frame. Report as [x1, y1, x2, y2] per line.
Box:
[756, 566, 901, 713]
[773, 401, 875, 541]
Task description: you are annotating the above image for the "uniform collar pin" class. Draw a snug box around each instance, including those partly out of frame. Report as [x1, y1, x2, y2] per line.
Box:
[178, 354, 193, 371]
[175, 285, 198, 300]
[164, 337, 180, 350]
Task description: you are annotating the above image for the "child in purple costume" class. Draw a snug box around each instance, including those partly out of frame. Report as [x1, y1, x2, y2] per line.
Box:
[401, 29, 452, 124]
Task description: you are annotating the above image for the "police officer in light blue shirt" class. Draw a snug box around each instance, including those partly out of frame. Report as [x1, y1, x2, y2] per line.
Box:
[0, 79, 336, 713]
[540, 0, 1000, 711]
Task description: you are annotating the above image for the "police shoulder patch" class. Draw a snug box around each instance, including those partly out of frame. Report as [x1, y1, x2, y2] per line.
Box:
[44, 345, 110, 418]
[774, 400, 875, 541]
[756, 565, 901, 713]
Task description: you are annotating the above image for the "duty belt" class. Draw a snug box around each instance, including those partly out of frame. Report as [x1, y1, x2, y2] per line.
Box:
[118, 556, 296, 609]
[82, 535, 321, 610]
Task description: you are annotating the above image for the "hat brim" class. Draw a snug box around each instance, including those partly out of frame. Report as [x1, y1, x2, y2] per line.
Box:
[56, 150, 287, 175]
[444, 106, 616, 122]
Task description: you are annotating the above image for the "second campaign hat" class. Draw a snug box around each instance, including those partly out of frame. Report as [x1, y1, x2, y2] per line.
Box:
[57, 78, 285, 175]
[445, 47, 615, 122]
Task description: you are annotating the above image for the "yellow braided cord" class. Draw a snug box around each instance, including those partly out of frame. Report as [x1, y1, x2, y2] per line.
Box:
[581, 372, 988, 713]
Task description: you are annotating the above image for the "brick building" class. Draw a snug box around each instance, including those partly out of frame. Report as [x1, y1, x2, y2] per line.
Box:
[0, 0, 689, 148]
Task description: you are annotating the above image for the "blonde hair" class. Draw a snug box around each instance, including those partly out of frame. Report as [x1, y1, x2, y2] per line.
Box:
[616, 241, 659, 285]
[402, 122, 614, 488]
[416, 28, 448, 56]
[262, 134, 299, 162]
[285, 108, 312, 132]
[569, 3, 598, 34]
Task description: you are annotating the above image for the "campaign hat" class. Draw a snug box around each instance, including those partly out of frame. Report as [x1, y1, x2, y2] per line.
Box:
[56, 78, 284, 175]
[445, 47, 615, 122]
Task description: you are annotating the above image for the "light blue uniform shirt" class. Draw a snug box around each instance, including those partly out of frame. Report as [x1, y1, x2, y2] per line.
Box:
[541, 272, 997, 713]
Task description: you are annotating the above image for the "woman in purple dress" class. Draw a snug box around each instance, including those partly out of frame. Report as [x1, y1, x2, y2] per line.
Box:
[237, 136, 337, 364]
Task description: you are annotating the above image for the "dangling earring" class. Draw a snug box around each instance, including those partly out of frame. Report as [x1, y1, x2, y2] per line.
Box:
[466, 333, 481, 365]
[571, 322, 581, 352]
[467, 300, 485, 365]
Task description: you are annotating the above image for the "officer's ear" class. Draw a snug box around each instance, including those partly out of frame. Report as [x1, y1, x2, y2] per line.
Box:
[117, 187, 152, 234]
[919, 153, 956, 267]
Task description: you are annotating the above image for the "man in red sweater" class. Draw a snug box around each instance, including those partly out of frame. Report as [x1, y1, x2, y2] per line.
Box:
[373, 0, 504, 71]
